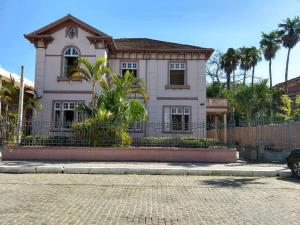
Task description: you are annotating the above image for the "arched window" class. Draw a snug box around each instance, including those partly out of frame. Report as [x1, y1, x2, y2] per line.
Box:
[63, 47, 79, 77]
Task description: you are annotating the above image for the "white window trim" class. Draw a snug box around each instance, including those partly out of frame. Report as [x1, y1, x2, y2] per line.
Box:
[53, 101, 84, 130]
[163, 106, 191, 133]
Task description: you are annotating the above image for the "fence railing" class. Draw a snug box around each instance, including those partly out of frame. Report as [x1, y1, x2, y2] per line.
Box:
[0, 120, 231, 148]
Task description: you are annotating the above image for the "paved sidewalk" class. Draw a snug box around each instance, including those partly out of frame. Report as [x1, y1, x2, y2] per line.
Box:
[0, 160, 291, 177]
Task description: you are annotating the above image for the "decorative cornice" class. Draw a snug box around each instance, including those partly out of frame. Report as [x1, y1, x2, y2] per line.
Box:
[24, 34, 54, 48]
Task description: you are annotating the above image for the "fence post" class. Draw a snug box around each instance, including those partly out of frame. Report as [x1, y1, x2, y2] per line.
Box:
[256, 117, 264, 162]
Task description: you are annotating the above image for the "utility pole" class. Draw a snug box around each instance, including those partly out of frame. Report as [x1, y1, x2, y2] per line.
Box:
[16, 66, 24, 145]
[0, 75, 2, 118]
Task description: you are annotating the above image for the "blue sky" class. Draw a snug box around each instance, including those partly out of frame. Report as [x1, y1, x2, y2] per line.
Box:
[0, 0, 299, 85]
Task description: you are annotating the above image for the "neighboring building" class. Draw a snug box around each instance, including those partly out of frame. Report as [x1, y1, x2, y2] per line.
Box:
[275, 76, 300, 107]
[25, 14, 219, 136]
[0, 67, 34, 120]
[0, 66, 34, 88]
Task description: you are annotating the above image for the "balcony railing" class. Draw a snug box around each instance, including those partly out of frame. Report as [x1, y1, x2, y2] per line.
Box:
[206, 98, 228, 113]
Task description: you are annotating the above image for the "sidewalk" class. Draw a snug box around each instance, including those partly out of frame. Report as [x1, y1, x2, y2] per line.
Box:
[0, 160, 291, 177]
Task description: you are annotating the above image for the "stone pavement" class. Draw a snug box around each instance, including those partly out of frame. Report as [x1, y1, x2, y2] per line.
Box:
[0, 160, 291, 177]
[0, 174, 299, 225]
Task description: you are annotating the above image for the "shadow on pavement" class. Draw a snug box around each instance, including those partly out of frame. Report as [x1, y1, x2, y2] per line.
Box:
[201, 178, 265, 188]
[276, 177, 300, 184]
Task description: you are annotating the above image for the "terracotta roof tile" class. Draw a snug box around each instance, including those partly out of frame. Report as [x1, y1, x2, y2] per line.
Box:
[114, 38, 211, 51]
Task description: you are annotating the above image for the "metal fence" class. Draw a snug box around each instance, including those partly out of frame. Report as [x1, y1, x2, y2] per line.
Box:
[0, 120, 231, 148]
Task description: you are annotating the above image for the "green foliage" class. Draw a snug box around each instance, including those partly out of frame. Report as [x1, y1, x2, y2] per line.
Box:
[137, 136, 220, 148]
[260, 31, 281, 61]
[278, 16, 300, 49]
[220, 48, 240, 90]
[0, 119, 17, 145]
[275, 94, 292, 120]
[206, 82, 227, 98]
[292, 94, 300, 120]
[71, 119, 132, 147]
[0, 76, 41, 119]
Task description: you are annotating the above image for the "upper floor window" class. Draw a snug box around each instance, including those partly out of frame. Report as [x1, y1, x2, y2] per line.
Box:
[121, 62, 138, 77]
[169, 62, 186, 86]
[63, 47, 79, 77]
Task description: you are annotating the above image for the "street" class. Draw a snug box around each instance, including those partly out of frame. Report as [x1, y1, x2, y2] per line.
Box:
[0, 174, 299, 225]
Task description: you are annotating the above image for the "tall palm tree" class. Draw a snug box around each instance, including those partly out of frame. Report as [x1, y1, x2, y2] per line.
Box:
[72, 57, 110, 115]
[260, 31, 281, 89]
[278, 16, 300, 92]
[220, 48, 240, 90]
[248, 47, 262, 92]
[239, 47, 252, 85]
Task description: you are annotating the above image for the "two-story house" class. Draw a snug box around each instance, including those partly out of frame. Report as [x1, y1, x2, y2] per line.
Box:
[25, 14, 214, 136]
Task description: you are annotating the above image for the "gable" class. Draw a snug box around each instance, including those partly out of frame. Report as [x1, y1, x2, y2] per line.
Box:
[25, 14, 111, 38]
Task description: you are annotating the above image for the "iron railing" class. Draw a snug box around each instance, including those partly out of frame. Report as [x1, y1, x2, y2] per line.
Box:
[0, 120, 231, 148]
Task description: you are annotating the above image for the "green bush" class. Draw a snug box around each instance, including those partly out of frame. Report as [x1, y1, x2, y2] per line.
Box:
[136, 136, 219, 148]
[72, 119, 132, 147]
[21, 135, 71, 146]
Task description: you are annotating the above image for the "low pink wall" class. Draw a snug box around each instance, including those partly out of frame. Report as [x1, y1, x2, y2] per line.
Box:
[1, 147, 236, 163]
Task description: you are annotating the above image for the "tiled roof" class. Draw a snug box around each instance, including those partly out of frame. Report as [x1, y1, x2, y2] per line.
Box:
[275, 76, 300, 87]
[114, 38, 212, 51]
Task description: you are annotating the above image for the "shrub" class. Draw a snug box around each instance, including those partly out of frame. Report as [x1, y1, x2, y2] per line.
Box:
[72, 119, 132, 147]
[21, 135, 71, 146]
[135, 136, 219, 148]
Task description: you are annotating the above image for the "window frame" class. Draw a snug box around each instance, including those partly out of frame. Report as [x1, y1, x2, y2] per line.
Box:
[166, 61, 190, 89]
[59, 46, 81, 79]
[163, 105, 192, 133]
[52, 100, 85, 130]
[120, 61, 139, 78]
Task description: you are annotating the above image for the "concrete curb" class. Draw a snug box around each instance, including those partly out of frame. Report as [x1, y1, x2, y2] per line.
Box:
[0, 166, 292, 177]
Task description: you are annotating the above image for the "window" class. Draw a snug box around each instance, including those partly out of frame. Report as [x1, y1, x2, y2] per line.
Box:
[129, 121, 143, 133]
[53, 101, 84, 129]
[63, 47, 79, 77]
[121, 62, 138, 77]
[169, 62, 186, 86]
[163, 106, 191, 132]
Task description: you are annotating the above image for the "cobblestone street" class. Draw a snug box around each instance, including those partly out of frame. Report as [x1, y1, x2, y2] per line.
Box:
[0, 174, 299, 225]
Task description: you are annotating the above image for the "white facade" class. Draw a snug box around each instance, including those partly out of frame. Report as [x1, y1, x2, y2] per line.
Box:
[25, 14, 213, 136]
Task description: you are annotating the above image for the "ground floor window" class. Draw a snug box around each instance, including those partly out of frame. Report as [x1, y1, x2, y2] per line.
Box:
[53, 101, 84, 129]
[128, 121, 143, 133]
[163, 106, 191, 132]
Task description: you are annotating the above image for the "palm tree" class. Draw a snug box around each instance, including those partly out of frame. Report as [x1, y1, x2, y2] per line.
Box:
[75, 70, 148, 123]
[220, 48, 240, 90]
[71, 57, 110, 115]
[278, 16, 300, 92]
[260, 31, 281, 89]
[248, 47, 262, 93]
[97, 70, 148, 123]
[239, 47, 253, 85]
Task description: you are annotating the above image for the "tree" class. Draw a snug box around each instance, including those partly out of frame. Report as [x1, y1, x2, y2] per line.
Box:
[239, 47, 252, 85]
[220, 48, 240, 90]
[206, 50, 226, 83]
[292, 94, 300, 120]
[260, 31, 281, 89]
[0, 76, 41, 120]
[278, 16, 300, 92]
[72, 57, 110, 115]
[248, 47, 262, 92]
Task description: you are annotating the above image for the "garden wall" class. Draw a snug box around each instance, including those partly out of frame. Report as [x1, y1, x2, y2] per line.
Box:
[1, 146, 236, 163]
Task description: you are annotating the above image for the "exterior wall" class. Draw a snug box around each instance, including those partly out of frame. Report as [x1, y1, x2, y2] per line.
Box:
[110, 58, 207, 136]
[32, 25, 207, 136]
[34, 27, 107, 124]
